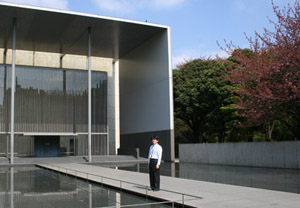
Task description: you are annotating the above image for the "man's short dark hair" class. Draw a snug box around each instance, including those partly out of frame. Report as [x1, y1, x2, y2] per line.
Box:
[152, 136, 159, 141]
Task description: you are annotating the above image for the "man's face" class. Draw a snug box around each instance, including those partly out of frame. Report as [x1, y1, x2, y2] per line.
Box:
[152, 139, 158, 145]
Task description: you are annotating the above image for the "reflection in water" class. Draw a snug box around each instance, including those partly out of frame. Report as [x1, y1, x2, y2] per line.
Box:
[94, 162, 300, 194]
[89, 184, 92, 208]
[10, 167, 14, 208]
[0, 166, 171, 208]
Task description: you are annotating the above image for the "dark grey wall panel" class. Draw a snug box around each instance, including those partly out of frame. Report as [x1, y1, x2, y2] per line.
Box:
[179, 141, 300, 169]
[120, 129, 174, 161]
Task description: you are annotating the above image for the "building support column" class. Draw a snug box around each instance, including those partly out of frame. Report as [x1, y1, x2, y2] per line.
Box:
[3, 47, 9, 158]
[107, 126, 109, 155]
[87, 27, 92, 162]
[10, 18, 16, 165]
[112, 60, 120, 155]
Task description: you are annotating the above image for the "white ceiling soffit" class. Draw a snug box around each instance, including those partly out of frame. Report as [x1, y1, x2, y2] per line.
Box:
[0, 2, 168, 59]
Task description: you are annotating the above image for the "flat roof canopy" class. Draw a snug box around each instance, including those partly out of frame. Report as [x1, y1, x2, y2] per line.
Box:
[0, 2, 167, 59]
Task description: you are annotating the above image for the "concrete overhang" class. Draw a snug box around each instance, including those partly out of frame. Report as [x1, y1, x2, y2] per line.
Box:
[0, 2, 168, 59]
[22, 133, 78, 137]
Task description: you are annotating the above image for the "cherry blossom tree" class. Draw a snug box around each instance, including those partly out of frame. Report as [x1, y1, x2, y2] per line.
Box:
[222, 1, 300, 140]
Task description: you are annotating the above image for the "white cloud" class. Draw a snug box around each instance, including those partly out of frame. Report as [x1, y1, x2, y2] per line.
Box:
[0, 0, 69, 10]
[172, 48, 229, 68]
[92, 0, 186, 14]
[172, 48, 198, 68]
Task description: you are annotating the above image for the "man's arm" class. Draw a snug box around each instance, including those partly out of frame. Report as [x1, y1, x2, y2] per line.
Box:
[148, 146, 152, 164]
[156, 146, 162, 168]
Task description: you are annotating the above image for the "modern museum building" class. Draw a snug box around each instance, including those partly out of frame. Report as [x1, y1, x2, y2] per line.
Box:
[0, 2, 174, 163]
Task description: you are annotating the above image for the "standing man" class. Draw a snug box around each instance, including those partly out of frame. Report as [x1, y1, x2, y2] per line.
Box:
[148, 136, 162, 191]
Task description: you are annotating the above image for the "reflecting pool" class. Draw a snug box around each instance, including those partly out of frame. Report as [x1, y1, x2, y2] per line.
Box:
[92, 162, 300, 194]
[0, 166, 171, 208]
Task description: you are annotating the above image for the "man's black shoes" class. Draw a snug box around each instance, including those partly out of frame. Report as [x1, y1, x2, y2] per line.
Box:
[150, 187, 160, 191]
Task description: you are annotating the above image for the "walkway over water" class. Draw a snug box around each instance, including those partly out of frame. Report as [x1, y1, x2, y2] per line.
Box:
[37, 163, 300, 208]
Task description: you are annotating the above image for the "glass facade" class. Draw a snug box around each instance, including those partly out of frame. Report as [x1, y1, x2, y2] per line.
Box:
[0, 64, 107, 156]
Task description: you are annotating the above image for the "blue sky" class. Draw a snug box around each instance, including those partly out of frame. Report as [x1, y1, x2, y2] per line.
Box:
[0, 0, 296, 67]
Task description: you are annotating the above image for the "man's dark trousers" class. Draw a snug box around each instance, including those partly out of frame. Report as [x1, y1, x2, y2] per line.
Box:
[149, 159, 160, 190]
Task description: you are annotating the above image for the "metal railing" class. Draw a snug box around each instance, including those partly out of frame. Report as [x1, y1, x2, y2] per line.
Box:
[102, 201, 175, 208]
[37, 163, 202, 207]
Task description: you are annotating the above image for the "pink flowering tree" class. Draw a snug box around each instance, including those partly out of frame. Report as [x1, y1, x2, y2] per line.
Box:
[222, 1, 300, 140]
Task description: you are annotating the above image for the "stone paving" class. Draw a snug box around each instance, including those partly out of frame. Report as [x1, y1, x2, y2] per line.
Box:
[37, 163, 300, 208]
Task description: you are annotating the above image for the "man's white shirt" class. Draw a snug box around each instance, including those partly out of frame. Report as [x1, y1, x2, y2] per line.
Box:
[148, 143, 163, 165]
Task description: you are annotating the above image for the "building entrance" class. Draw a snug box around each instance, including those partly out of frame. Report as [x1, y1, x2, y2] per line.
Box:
[34, 136, 60, 157]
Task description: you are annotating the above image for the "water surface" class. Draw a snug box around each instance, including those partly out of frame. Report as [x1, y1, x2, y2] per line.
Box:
[92, 162, 300, 194]
[0, 166, 171, 208]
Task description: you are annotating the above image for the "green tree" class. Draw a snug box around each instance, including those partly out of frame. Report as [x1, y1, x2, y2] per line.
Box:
[173, 59, 232, 143]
